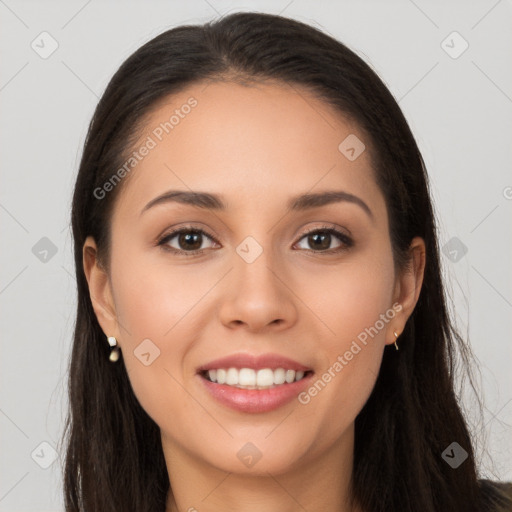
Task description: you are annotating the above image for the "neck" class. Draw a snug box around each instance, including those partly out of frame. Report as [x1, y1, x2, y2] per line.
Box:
[163, 424, 360, 512]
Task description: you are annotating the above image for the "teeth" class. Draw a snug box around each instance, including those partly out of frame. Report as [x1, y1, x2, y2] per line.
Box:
[226, 368, 238, 385]
[204, 367, 308, 388]
[257, 369, 274, 387]
[273, 368, 286, 385]
[239, 368, 256, 386]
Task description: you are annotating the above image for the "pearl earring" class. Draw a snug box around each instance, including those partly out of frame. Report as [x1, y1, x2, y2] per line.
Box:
[107, 336, 121, 362]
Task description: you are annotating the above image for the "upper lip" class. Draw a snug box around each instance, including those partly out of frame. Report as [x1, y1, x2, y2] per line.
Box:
[197, 353, 313, 373]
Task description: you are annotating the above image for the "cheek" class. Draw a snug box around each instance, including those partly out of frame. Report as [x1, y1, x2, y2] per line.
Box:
[304, 248, 395, 352]
[107, 252, 198, 417]
[110, 249, 211, 339]
[294, 248, 395, 439]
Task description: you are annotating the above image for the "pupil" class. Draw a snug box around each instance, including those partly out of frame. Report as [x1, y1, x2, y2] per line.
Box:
[180, 232, 201, 250]
[310, 233, 329, 250]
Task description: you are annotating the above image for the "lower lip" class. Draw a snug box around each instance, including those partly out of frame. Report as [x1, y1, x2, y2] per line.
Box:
[198, 372, 314, 413]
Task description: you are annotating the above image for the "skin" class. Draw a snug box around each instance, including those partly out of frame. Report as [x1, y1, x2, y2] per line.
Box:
[83, 80, 425, 512]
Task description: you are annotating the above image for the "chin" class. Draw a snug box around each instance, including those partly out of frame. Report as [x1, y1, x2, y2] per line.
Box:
[201, 438, 309, 477]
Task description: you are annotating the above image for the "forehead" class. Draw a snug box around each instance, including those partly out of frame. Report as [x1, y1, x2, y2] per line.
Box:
[113, 80, 385, 221]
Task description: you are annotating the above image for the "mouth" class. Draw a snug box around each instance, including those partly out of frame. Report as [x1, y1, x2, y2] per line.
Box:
[196, 353, 315, 413]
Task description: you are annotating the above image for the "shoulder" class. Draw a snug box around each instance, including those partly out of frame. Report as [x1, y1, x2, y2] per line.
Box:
[478, 479, 512, 511]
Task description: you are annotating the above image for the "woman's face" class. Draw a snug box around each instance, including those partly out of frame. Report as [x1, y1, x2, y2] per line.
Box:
[84, 80, 423, 477]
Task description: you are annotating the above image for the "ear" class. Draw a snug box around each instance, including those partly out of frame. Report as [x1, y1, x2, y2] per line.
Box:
[82, 235, 120, 340]
[386, 236, 426, 346]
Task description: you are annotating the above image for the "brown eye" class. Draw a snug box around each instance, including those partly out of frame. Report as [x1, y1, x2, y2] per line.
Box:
[295, 227, 353, 253]
[158, 228, 218, 254]
[157, 225, 353, 256]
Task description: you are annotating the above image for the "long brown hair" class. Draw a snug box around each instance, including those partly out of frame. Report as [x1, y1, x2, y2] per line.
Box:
[60, 11, 512, 511]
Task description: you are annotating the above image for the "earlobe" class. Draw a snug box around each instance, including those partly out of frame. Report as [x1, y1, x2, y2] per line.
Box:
[82, 236, 119, 337]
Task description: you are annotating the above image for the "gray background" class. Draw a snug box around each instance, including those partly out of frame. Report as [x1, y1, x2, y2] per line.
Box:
[1, 0, 511, 510]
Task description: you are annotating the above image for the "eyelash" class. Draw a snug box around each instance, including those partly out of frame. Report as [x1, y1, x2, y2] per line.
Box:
[156, 224, 354, 256]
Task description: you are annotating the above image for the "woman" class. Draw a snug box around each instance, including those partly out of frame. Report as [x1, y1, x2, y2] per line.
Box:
[60, 11, 512, 512]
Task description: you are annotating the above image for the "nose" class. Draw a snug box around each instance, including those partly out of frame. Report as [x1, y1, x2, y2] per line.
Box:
[217, 245, 298, 333]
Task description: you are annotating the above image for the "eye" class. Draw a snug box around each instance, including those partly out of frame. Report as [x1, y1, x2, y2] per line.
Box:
[157, 224, 353, 256]
[294, 225, 353, 253]
[157, 227, 218, 255]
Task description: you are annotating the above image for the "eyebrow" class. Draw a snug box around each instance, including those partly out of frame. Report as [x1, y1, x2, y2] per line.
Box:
[140, 189, 374, 220]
